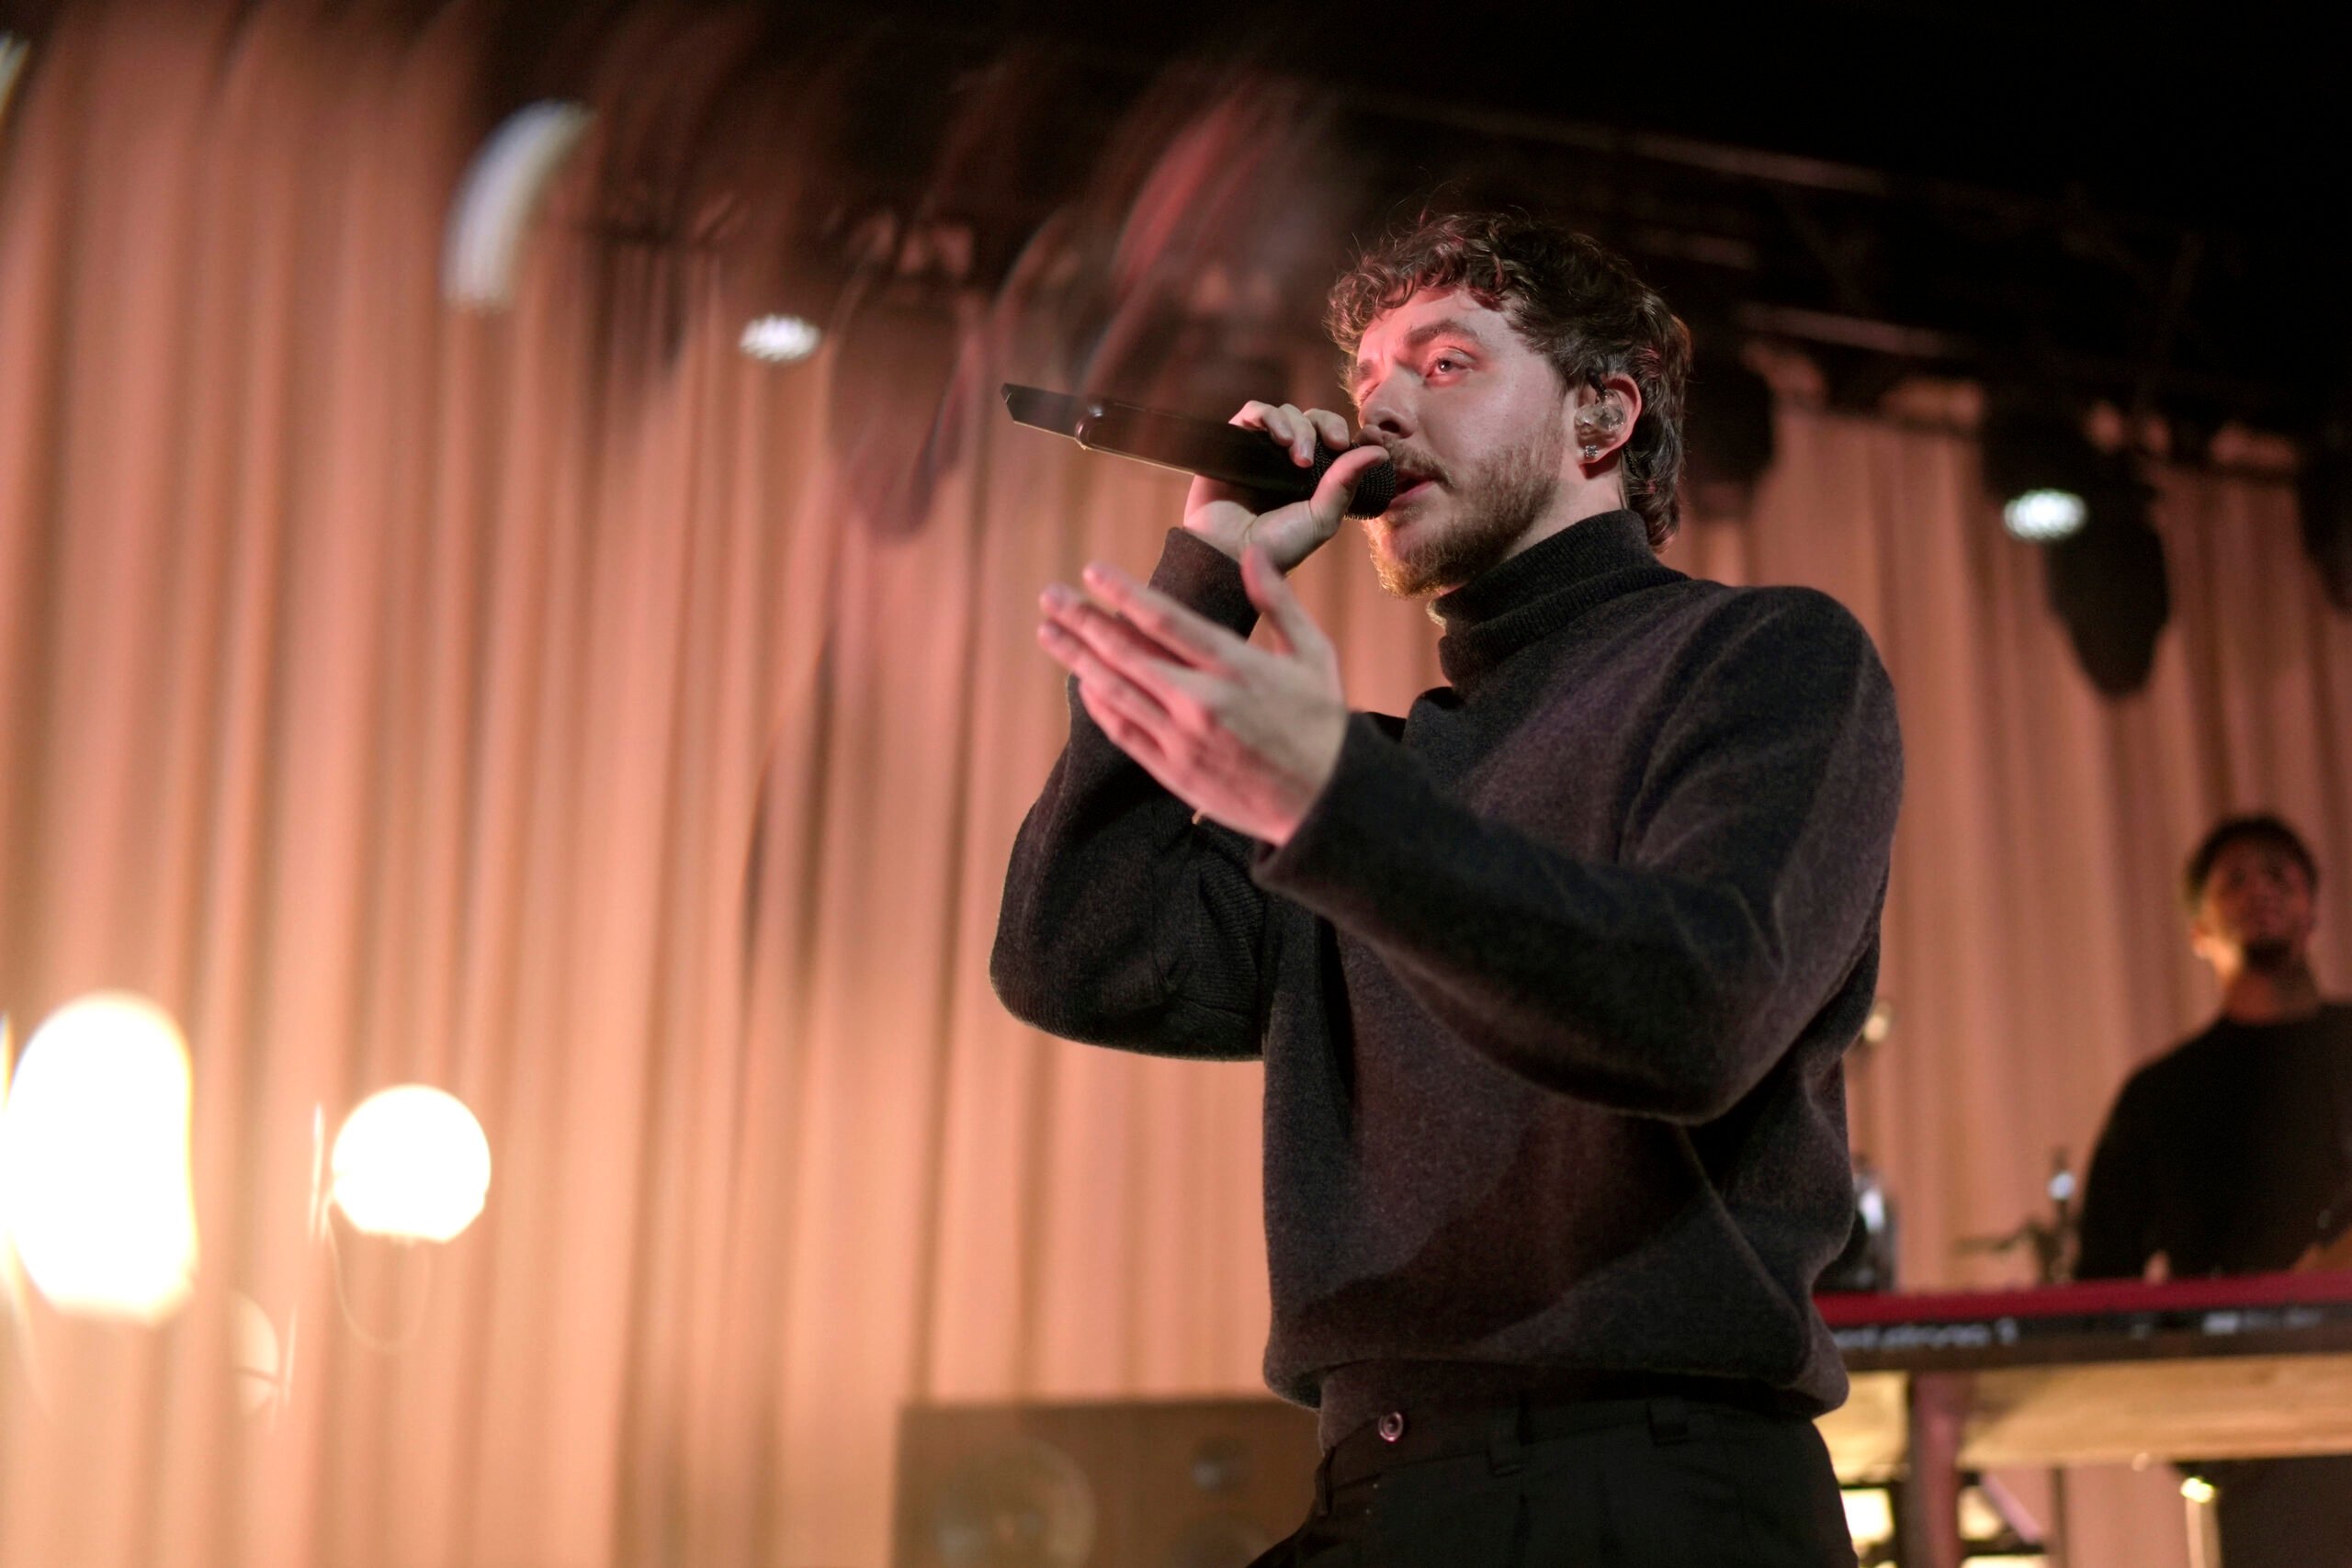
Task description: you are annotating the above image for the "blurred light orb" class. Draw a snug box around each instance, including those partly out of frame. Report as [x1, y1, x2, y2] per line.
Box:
[444, 100, 594, 310]
[330, 1086, 490, 1243]
[2002, 488, 2087, 542]
[0, 991, 200, 1323]
[740, 314, 823, 364]
[1840, 1486, 1894, 1550]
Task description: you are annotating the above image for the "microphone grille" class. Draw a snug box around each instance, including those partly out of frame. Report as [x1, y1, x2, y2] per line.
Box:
[1345, 457, 1398, 518]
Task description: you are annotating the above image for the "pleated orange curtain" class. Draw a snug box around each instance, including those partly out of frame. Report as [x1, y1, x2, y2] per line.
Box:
[2, 6, 2347, 1567]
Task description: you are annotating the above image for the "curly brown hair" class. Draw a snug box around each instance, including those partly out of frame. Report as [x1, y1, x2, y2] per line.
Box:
[1326, 212, 1691, 548]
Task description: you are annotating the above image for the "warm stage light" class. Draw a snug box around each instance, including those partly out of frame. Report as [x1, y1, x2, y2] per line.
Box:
[2181, 1475, 2217, 1504]
[0, 992, 199, 1323]
[740, 314, 823, 364]
[1981, 397, 2102, 544]
[1839, 1486, 1894, 1547]
[330, 1086, 490, 1243]
[1981, 393, 2169, 694]
[2002, 487, 2087, 542]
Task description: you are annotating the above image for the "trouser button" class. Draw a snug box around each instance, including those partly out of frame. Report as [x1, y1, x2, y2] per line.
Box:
[1377, 1411, 1407, 1443]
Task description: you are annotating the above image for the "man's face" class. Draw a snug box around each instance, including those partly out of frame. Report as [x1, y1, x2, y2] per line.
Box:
[2191, 838, 2319, 975]
[1348, 288, 1575, 597]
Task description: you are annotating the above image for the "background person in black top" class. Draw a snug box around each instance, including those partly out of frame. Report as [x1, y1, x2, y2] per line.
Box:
[2076, 815, 2352, 1566]
[992, 213, 1902, 1566]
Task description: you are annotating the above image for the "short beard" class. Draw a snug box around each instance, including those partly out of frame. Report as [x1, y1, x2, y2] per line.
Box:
[2242, 938, 2301, 976]
[1363, 416, 1565, 597]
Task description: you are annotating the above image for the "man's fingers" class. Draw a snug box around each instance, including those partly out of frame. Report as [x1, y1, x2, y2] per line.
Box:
[1229, 400, 1311, 466]
[1077, 671, 1169, 750]
[1037, 620, 1175, 726]
[1068, 668, 1205, 807]
[1310, 445, 1393, 526]
[1280, 404, 1317, 465]
[1075, 679, 1177, 776]
[1231, 400, 1343, 467]
[1079, 562, 1250, 668]
[1042, 592, 1224, 732]
[1264, 403, 1311, 465]
[1043, 583, 1204, 673]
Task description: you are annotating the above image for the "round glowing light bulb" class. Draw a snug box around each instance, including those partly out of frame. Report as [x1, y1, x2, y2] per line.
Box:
[740, 314, 823, 364]
[2002, 488, 2087, 542]
[330, 1086, 491, 1243]
[0, 991, 200, 1323]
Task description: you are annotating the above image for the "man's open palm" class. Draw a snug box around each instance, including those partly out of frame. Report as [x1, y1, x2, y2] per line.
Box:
[1036, 546, 1348, 846]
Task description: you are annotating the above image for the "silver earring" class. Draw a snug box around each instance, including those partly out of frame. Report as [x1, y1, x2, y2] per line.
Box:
[1579, 444, 1601, 460]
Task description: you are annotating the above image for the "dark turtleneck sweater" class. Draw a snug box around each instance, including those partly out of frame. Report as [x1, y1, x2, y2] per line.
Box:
[991, 511, 1904, 1443]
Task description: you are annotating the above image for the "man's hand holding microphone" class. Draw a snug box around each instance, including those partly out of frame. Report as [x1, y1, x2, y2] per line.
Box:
[1035, 401, 1388, 847]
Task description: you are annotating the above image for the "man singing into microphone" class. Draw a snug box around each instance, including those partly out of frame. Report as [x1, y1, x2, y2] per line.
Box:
[991, 212, 1902, 1565]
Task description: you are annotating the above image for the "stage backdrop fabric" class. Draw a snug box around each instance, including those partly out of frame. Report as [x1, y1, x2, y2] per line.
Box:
[2, 7, 2346, 1567]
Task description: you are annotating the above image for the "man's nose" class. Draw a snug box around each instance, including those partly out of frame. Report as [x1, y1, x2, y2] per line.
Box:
[1357, 386, 1413, 438]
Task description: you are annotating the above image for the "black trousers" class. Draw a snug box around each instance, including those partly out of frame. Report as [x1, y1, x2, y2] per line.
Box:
[1248, 1393, 1856, 1568]
[2208, 1455, 2352, 1568]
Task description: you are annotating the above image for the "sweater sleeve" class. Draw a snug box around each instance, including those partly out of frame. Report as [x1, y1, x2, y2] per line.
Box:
[1252, 587, 1903, 1122]
[989, 529, 1273, 1058]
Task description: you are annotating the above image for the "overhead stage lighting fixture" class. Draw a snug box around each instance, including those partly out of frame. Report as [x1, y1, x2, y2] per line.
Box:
[1981, 396, 2171, 695]
[2041, 467, 2170, 697]
[740, 314, 823, 364]
[2003, 488, 2087, 543]
[1981, 398, 2103, 541]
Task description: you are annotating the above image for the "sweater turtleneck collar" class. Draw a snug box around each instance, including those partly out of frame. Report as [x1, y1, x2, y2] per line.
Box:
[1430, 509, 1684, 685]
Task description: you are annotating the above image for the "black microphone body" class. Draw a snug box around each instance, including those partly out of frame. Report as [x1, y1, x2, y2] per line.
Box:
[1001, 384, 1398, 518]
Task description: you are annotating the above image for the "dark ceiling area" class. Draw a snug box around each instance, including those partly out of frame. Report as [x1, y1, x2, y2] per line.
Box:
[12, 0, 2243, 449]
[7, 0, 2332, 441]
[690, 0, 2344, 443]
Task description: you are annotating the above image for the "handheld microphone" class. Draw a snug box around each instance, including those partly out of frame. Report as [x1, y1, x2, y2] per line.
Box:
[1001, 384, 1398, 518]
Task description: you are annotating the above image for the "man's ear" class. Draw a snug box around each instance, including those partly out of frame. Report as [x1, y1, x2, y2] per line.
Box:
[2188, 910, 2220, 966]
[1601, 373, 1644, 433]
[1571, 375, 1645, 464]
